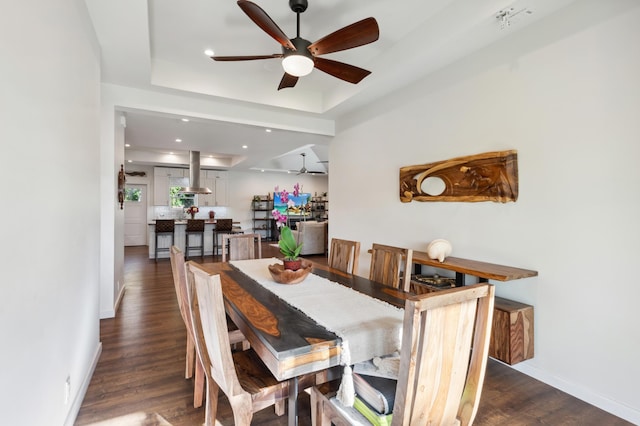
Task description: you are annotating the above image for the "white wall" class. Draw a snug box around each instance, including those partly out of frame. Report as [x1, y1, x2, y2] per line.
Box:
[330, 0, 640, 422]
[0, 1, 102, 425]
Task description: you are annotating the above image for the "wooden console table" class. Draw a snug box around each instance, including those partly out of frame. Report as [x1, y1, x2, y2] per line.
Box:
[410, 251, 537, 365]
[412, 251, 538, 286]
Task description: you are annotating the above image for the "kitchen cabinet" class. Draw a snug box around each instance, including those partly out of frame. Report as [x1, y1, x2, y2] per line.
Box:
[198, 170, 228, 206]
[198, 171, 213, 206]
[153, 167, 170, 206]
[153, 167, 187, 205]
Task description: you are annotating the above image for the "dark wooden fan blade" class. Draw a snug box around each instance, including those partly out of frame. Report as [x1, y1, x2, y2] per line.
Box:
[237, 0, 295, 50]
[278, 73, 299, 90]
[212, 54, 283, 61]
[308, 17, 379, 56]
[313, 57, 371, 84]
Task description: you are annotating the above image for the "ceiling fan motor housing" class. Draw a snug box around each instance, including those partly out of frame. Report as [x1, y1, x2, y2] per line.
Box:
[289, 0, 308, 13]
[283, 37, 313, 57]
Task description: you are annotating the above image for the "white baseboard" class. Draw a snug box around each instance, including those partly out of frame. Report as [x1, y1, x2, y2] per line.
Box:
[64, 342, 102, 426]
[114, 283, 126, 313]
[513, 362, 640, 424]
[100, 308, 115, 319]
[100, 284, 126, 319]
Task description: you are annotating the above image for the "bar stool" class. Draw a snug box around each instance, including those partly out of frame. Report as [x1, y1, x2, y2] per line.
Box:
[185, 219, 205, 260]
[154, 219, 175, 262]
[213, 218, 242, 257]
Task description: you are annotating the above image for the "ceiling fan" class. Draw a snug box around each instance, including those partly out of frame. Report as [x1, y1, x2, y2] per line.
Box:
[292, 153, 326, 175]
[212, 0, 379, 90]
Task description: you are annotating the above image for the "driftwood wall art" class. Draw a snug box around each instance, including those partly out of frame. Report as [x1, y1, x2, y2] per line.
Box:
[400, 150, 518, 203]
[118, 164, 126, 209]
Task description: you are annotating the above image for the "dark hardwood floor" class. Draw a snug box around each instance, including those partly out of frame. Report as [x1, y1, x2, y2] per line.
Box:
[75, 245, 631, 426]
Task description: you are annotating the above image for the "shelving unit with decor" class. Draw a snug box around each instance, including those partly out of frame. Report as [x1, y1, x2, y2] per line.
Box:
[310, 196, 328, 221]
[251, 195, 275, 241]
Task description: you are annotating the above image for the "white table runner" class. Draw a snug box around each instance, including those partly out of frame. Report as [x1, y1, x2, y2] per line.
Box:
[230, 258, 404, 405]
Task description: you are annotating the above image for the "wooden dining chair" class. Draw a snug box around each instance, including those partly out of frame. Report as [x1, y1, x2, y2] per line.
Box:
[169, 246, 246, 408]
[222, 233, 262, 262]
[328, 238, 361, 275]
[213, 218, 243, 256]
[187, 261, 311, 425]
[310, 283, 495, 426]
[369, 243, 414, 291]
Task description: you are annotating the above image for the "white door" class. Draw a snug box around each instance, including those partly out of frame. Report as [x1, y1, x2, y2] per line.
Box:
[125, 184, 148, 246]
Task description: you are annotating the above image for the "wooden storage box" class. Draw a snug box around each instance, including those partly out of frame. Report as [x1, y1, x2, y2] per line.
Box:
[489, 297, 534, 365]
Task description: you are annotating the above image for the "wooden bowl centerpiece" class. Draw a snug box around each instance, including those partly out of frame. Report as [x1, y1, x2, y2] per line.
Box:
[268, 259, 313, 284]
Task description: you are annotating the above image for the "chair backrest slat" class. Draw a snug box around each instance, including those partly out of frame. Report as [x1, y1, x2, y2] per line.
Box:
[329, 238, 361, 275]
[169, 246, 194, 339]
[369, 243, 413, 291]
[156, 219, 175, 233]
[222, 233, 262, 262]
[215, 218, 233, 232]
[186, 219, 205, 232]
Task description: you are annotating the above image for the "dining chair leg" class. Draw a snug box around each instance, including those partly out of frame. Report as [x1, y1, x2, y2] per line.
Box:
[194, 357, 205, 408]
[204, 380, 220, 426]
[275, 399, 285, 416]
[228, 393, 253, 425]
[310, 387, 331, 426]
[185, 336, 195, 379]
[288, 376, 299, 426]
[310, 386, 318, 426]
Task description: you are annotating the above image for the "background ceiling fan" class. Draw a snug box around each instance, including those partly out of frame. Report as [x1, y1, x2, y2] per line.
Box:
[212, 0, 379, 90]
[291, 153, 326, 175]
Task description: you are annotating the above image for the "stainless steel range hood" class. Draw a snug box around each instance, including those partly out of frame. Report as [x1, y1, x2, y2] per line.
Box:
[179, 151, 212, 194]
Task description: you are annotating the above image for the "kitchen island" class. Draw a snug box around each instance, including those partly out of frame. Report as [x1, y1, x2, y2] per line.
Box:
[148, 219, 241, 259]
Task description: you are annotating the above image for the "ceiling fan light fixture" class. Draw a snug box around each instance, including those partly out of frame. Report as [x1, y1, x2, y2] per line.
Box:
[282, 37, 314, 77]
[282, 54, 314, 77]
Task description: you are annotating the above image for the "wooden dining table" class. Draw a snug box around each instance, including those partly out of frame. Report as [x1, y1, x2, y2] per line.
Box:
[201, 260, 412, 426]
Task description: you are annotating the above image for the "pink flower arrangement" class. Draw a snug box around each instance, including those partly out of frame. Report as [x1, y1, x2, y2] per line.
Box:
[272, 183, 302, 227]
[272, 209, 288, 227]
[272, 184, 304, 260]
[185, 205, 199, 215]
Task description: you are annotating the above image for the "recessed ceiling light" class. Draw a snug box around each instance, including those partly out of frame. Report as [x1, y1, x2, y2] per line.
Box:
[204, 49, 214, 56]
[181, 118, 189, 122]
[127, 159, 132, 163]
[242, 145, 248, 149]
[261, 169, 265, 172]
[175, 138, 182, 143]
[125, 143, 130, 147]
[265, 129, 272, 133]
